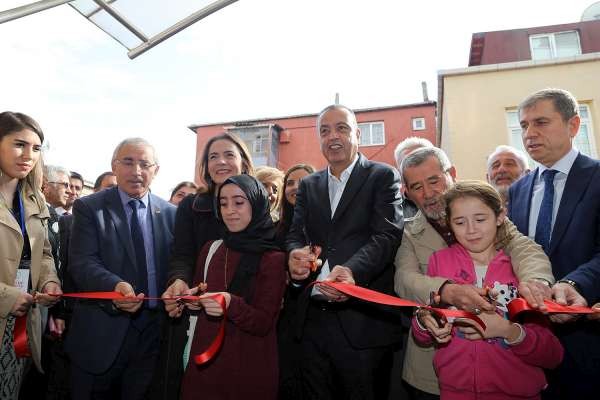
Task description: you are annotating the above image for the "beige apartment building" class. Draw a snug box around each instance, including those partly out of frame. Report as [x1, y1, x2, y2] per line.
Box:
[438, 19, 600, 179]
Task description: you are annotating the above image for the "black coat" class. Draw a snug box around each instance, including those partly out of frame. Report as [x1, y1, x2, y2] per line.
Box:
[286, 153, 404, 349]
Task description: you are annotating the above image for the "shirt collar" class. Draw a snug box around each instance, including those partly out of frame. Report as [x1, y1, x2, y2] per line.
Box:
[117, 187, 149, 209]
[538, 147, 579, 177]
[328, 153, 359, 183]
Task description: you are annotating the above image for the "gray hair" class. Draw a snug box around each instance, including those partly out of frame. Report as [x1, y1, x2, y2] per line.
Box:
[518, 88, 579, 122]
[111, 137, 159, 166]
[400, 147, 452, 185]
[316, 104, 358, 132]
[394, 136, 434, 169]
[486, 145, 529, 171]
[43, 164, 71, 182]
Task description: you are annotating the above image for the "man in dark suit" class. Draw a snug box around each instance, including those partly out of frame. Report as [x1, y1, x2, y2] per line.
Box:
[286, 104, 404, 399]
[508, 88, 600, 399]
[65, 138, 176, 399]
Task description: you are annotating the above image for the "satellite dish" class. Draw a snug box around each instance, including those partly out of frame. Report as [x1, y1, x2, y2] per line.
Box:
[582, 1, 600, 21]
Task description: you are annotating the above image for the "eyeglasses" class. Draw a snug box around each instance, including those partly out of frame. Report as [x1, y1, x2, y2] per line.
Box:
[114, 159, 156, 170]
[47, 181, 70, 189]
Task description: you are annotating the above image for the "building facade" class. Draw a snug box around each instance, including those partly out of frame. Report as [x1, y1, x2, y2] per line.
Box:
[439, 19, 600, 179]
[189, 102, 436, 182]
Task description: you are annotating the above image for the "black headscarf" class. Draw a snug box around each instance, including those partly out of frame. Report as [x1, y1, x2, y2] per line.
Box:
[216, 175, 279, 300]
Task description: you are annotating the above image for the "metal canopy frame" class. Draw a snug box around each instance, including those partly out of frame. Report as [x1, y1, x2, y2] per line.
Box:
[0, 0, 239, 59]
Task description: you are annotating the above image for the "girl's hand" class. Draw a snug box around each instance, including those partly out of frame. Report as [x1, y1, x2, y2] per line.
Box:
[457, 311, 521, 342]
[198, 292, 231, 317]
[185, 283, 208, 311]
[11, 292, 34, 317]
[35, 281, 62, 306]
[416, 309, 453, 343]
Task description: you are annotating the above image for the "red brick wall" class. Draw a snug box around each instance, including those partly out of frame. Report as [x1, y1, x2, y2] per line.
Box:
[193, 104, 436, 182]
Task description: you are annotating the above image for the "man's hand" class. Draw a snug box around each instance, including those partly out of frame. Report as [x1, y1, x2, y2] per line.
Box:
[518, 280, 552, 312]
[162, 279, 191, 317]
[439, 284, 494, 313]
[288, 246, 322, 281]
[10, 292, 34, 317]
[588, 303, 600, 321]
[54, 318, 66, 337]
[198, 292, 231, 317]
[317, 265, 354, 302]
[113, 282, 144, 313]
[550, 282, 587, 324]
[36, 281, 63, 307]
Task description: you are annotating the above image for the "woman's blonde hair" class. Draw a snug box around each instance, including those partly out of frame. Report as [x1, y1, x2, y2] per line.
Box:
[255, 166, 284, 216]
[444, 180, 513, 249]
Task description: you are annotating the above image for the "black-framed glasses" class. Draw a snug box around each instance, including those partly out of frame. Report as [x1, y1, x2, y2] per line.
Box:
[114, 159, 156, 170]
[47, 181, 70, 189]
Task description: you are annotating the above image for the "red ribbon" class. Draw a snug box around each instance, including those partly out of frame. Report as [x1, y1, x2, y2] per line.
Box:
[13, 315, 30, 358]
[193, 294, 226, 365]
[317, 281, 487, 329]
[32, 285, 600, 366]
[507, 297, 600, 318]
[46, 291, 224, 365]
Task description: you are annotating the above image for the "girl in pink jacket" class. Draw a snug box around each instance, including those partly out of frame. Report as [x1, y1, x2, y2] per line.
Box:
[413, 181, 563, 400]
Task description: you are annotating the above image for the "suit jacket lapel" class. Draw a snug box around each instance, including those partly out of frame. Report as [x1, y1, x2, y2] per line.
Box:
[315, 170, 331, 221]
[332, 154, 367, 222]
[549, 154, 593, 255]
[105, 188, 136, 266]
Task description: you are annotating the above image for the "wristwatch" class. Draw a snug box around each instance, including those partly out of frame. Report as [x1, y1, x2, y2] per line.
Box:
[555, 279, 581, 294]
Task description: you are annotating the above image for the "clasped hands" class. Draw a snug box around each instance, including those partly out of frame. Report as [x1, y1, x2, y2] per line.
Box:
[161, 279, 231, 318]
[10, 281, 62, 317]
[289, 246, 355, 302]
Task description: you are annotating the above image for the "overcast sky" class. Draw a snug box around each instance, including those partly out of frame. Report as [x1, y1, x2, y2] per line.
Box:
[0, 0, 596, 198]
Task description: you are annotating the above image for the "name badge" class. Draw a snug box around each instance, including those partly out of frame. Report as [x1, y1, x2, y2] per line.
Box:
[15, 269, 30, 293]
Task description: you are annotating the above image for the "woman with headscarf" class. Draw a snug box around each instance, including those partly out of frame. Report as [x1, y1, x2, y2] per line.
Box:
[179, 175, 286, 400]
[153, 133, 255, 399]
[0, 111, 61, 399]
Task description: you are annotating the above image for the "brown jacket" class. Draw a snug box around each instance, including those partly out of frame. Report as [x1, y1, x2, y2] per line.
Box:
[394, 210, 554, 394]
[0, 181, 59, 371]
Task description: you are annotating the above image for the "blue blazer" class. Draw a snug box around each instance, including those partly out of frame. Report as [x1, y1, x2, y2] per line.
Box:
[508, 153, 600, 397]
[65, 187, 176, 374]
[508, 153, 600, 304]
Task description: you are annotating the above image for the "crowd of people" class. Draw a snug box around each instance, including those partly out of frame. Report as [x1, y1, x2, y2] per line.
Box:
[0, 86, 599, 400]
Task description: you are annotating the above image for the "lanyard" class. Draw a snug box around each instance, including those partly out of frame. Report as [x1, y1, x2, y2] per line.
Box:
[14, 185, 27, 237]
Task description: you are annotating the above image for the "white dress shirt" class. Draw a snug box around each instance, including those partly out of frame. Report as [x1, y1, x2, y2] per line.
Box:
[527, 148, 579, 241]
[312, 154, 359, 298]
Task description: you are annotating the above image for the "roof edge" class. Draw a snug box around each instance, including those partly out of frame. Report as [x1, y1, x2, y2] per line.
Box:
[188, 100, 437, 132]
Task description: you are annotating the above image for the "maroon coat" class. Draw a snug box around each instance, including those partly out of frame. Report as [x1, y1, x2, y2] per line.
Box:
[180, 241, 286, 400]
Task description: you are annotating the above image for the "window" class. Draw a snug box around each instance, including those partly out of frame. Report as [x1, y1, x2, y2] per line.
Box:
[529, 31, 581, 60]
[506, 104, 596, 165]
[575, 104, 597, 158]
[412, 117, 426, 131]
[358, 122, 385, 146]
[252, 133, 269, 154]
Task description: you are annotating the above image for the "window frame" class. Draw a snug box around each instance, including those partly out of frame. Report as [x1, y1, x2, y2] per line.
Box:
[357, 121, 386, 147]
[529, 30, 582, 60]
[412, 117, 426, 131]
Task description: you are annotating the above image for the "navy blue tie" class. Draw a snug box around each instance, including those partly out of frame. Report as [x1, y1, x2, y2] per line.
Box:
[535, 169, 558, 253]
[129, 200, 149, 300]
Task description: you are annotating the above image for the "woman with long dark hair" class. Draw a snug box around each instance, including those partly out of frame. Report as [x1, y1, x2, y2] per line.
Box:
[0, 111, 61, 399]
